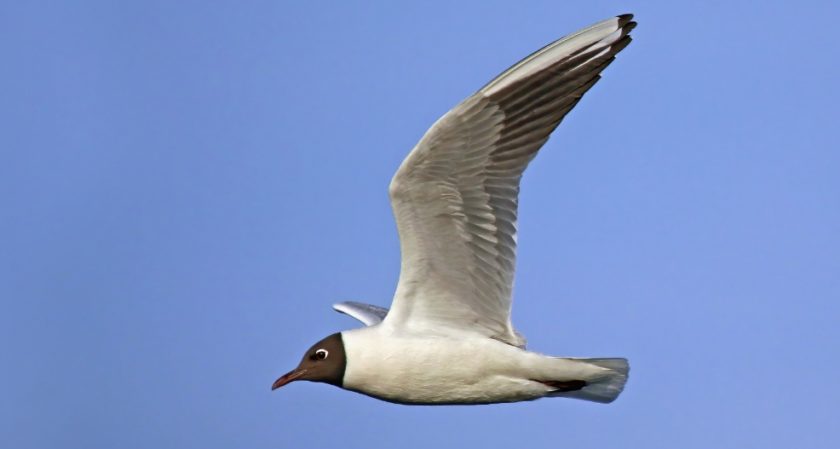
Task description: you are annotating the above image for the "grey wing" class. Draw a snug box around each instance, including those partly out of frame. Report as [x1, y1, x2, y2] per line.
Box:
[333, 301, 389, 326]
[382, 15, 636, 347]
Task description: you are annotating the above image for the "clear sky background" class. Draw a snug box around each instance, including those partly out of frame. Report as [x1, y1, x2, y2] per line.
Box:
[3, 1, 839, 448]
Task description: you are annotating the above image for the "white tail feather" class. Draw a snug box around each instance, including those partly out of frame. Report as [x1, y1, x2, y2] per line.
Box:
[550, 357, 629, 403]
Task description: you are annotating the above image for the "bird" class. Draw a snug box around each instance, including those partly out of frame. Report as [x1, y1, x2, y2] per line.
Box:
[272, 14, 636, 405]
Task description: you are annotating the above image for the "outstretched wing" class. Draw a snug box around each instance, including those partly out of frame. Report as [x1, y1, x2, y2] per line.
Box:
[333, 301, 389, 326]
[383, 15, 636, 347]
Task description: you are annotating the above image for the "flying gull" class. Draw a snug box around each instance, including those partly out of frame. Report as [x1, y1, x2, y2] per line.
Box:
[273, 14, 636, 405]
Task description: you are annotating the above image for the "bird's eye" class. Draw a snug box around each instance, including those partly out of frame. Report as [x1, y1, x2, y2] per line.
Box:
[313, 349, 328, 360]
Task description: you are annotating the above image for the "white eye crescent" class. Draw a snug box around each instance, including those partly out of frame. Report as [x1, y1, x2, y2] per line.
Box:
[314, 349, 329, 360]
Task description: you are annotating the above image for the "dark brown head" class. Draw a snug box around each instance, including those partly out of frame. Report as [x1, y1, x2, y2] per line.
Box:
[271, 333, 346, 390]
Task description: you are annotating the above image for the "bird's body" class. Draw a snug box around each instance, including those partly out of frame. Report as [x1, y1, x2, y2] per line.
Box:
[341, 326, 625, 404]
[273, 14, 637, 406]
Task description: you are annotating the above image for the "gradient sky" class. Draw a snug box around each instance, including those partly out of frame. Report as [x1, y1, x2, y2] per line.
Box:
[3, 1, 839, 448]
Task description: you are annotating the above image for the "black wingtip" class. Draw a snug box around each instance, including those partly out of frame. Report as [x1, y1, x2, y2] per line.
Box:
[617, 14, 637, 37]
[617, 13, 634, 26]
[612, 35, 633, 54]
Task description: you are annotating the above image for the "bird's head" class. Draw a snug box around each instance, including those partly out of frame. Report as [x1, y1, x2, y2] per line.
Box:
[271, 332, 346, 390]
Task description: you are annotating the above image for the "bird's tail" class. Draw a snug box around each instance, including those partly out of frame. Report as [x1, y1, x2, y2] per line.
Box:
[548, 357, 629, 403]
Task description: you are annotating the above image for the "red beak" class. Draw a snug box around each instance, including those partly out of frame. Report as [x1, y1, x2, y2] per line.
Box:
[271, 368, 307, 390]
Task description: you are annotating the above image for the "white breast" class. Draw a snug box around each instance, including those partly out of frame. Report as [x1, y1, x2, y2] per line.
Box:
[340, 326, 552, 404]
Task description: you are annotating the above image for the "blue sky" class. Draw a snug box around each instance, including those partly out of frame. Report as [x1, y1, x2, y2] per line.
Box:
[3, 1, 839, 448]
